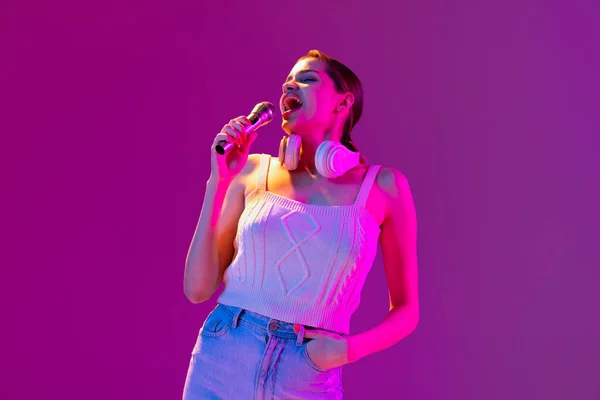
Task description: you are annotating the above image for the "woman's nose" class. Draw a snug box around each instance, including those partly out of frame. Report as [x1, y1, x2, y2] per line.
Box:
[282, 82, 298, 93]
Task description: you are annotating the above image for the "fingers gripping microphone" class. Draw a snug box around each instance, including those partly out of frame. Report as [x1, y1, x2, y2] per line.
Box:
[215, 102, 275, 155]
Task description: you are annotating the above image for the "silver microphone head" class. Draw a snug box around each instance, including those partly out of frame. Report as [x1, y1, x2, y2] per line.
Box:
[247, 101, 275, 132]
[215, 101, 275, 155]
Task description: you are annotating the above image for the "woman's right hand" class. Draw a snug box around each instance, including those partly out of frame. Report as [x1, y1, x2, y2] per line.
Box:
[210, 116, 258, 183]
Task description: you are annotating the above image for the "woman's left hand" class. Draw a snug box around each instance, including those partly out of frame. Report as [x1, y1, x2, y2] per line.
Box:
[298, 325, 351, 370]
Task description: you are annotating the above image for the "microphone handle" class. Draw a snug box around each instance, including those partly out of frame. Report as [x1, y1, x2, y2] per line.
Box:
[215, 111, 263, 155]
[215, 140, 235, 155]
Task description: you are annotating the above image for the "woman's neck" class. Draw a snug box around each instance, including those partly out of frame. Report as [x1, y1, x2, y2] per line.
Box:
[296, 138, 319, 174]
[292, 126, 342, 174]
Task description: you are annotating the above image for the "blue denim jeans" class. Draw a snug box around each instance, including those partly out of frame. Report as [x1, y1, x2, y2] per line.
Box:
[182, 303, 344, 399]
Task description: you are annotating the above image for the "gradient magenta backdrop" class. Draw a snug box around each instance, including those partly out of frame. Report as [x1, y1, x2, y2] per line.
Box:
[2, 1, 599, 399]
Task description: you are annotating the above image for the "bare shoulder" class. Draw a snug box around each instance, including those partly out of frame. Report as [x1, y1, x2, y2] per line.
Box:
[232, 153, 262, 180]
[246, 153, 263, 171]
[374, 165, 411, 199]
[371, 165, 415, 222]
[235, 153, 265, 196]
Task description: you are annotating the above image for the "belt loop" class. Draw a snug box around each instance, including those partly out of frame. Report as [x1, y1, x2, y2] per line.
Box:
[231, 307, 244, 328]
[295, 324, 305, 346]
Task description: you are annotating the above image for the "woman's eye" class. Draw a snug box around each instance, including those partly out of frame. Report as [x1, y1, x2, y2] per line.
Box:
[303, 78, 315, 82]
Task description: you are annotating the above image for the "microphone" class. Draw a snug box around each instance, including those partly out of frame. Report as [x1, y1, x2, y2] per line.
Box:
[215, 101, 275, 155]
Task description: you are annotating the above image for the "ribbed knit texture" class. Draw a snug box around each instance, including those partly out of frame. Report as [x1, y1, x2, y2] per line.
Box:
[217, 154, 382, 334]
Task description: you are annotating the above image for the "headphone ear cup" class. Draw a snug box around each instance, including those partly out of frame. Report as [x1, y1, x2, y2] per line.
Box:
[278, 136, 287, 166]
[314, 141, 334, 177]
[315, 140, 360, 178]
[280, 134, 301, 170]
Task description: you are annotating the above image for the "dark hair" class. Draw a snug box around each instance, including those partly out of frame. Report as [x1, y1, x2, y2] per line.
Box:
[298, 50, 367, 164]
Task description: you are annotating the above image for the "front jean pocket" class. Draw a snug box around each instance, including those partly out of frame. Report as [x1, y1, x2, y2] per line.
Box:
[200, 304, 234, 338]
[301, 340, 328, 373]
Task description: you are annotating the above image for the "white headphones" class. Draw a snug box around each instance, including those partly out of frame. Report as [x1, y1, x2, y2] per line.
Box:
[278, 134, 360, 178]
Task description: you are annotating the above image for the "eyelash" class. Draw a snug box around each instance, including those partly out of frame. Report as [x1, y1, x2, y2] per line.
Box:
[283, 77, 315, 88]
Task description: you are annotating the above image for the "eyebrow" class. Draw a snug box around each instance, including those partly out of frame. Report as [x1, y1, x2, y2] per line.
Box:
[285, 69, 320, 82]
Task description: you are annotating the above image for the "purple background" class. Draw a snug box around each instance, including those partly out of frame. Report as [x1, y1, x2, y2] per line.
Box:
[2, 1, 599, 399]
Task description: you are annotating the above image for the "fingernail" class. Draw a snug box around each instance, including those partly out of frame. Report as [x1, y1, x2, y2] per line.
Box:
[294, 324, 299, 333]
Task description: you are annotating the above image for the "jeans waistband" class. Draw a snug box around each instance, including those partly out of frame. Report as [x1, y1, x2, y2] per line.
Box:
[218, 303, 314, 345]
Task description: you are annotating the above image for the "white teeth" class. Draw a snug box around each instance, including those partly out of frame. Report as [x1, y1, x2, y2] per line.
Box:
[283, 95, 302, 112]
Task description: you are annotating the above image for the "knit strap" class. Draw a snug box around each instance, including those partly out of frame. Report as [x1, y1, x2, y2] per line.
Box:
[355, 165, 382, 208]
[256, 153, 272, 192]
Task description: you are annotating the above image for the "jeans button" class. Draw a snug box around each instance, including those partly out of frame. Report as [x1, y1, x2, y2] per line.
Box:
[268, 321, 278, 331]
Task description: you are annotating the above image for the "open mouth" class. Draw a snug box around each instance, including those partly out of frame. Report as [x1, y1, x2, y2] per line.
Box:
[281, 94, 303, 117]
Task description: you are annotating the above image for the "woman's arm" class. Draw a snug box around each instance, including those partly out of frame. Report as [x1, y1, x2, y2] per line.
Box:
[183, 154, 260, 303]
[348, 167, 420, 362]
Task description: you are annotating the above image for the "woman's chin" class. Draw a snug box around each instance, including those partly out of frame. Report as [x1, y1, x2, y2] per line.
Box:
[282, 116, 316, 136]
[281, 119, 297, 134]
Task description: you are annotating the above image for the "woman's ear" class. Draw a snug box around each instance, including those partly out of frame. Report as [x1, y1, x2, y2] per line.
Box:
[337, 92, 354, 112]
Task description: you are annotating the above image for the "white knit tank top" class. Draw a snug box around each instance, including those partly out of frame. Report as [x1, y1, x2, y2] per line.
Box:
[217, 154, 382, 334]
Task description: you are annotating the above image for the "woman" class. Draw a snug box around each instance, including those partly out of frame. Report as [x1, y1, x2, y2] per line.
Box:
[182, 50, 419, 399]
